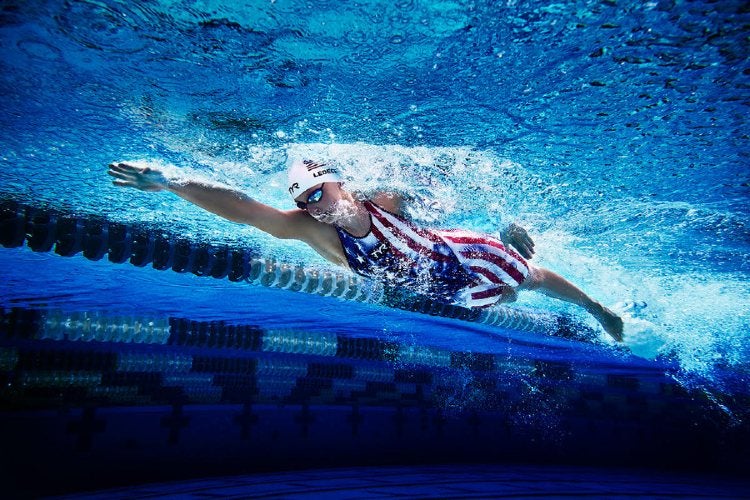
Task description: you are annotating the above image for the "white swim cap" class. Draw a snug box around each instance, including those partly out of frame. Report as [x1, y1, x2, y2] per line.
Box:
[286, 158, 343, 199]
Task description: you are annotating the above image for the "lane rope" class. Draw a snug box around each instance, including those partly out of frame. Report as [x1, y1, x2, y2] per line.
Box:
[0, 199, 596, 340]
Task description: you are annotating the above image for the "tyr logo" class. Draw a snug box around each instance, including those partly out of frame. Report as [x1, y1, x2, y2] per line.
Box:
[288, 182, 299, 195]
[370, 242, 389, 260]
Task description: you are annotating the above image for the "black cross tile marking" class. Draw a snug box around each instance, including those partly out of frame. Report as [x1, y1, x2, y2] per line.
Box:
[468, 411, 482, 436]
[234, 403, 259, 440]
[161, 404, 190, 445]
[392, 405, 407, 437]
[294, 404, 316, 438]
[420, 407, 430, 432]
[415, 384, 425, 403]
[347, 404, 364, 436]
[433, 409, 446, 437]
[67, 407, 106, 452]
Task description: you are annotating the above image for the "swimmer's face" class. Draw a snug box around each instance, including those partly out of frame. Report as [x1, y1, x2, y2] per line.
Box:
[295, 182, 354, 223]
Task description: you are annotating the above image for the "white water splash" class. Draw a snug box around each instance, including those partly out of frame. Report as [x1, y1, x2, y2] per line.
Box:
[525, 229, 748, 376]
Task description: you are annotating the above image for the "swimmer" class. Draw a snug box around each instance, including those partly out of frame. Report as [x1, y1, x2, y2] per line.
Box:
[107, 159, 624, 341]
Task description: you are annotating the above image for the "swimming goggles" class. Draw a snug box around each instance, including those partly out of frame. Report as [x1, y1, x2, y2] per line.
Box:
[296, 185, 325, 210]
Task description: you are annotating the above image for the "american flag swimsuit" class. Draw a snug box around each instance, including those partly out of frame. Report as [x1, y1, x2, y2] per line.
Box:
[335, 201, 530, 308]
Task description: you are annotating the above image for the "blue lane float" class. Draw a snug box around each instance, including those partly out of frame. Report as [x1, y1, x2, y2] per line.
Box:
[0, 198, 595, 340]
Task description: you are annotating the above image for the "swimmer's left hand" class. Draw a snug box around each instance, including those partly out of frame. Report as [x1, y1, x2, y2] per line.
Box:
[506, 223, 535, 259]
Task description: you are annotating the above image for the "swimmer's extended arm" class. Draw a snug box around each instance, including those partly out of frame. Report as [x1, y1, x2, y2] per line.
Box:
[107, 161, 318, 241]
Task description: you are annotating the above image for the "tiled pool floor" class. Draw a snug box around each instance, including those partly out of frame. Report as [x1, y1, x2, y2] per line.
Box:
[55, 464, 750, 499]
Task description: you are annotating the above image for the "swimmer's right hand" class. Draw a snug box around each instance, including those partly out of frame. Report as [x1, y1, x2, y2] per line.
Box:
[504, 223, 535, 259]
[108, 162, 170, 192]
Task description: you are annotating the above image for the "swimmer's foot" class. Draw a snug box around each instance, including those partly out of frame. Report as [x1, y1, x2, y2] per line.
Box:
[587, 303, 624, 342]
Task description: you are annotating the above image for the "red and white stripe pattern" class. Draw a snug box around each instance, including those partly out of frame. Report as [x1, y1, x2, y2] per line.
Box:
[365, 201, 452, 265]
[365, 202, 529, 309]
[438, 229, 530, 308]
[303, 160, 326, 171]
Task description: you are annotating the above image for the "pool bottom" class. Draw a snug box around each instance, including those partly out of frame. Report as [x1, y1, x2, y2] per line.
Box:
[2, 303, 749, 497]
[2, 401, 748, 497]
[52, 464, 750, 499]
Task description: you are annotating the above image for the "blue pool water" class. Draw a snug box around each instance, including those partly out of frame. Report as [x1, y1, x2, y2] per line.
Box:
[1, 0, 749, 497]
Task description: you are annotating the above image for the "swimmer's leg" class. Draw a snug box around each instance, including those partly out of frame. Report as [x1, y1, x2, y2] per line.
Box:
[518, 265, 624, 341]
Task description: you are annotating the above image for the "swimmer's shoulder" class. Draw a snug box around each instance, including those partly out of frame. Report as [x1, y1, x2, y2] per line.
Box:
[369, 191, 407, 216]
